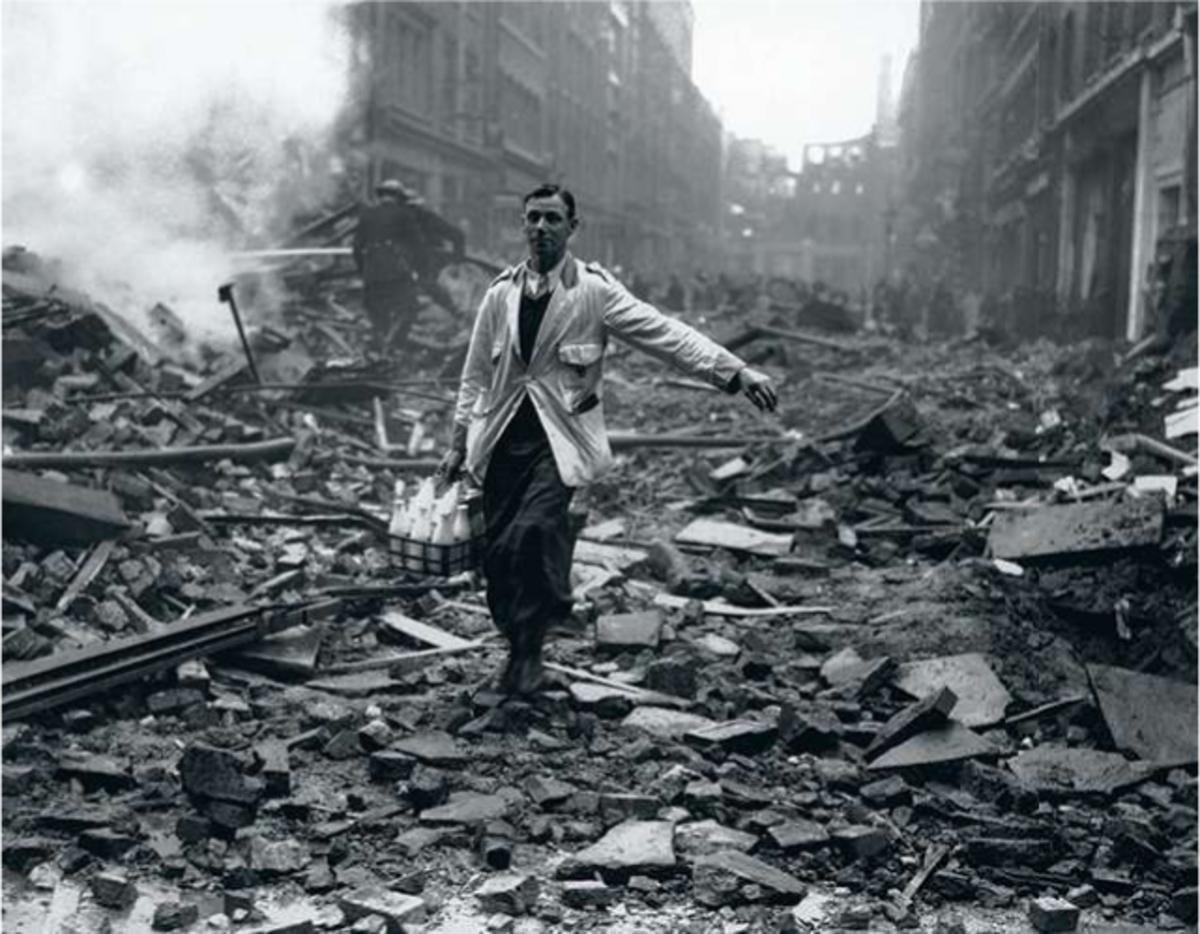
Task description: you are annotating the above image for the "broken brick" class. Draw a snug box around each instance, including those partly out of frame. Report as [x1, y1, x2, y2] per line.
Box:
[1027, 896, 1080, 933]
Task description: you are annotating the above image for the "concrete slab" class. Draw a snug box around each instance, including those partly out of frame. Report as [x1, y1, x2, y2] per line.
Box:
[1087, 664, 1197, 764]
[988, 497, 1164, 562]
[868, 720, 998, 770]
[1007, 746, 1153, 796]
[892, 653, 1011, 728]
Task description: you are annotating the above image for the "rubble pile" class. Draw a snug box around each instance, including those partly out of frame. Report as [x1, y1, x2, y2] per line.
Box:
[1, 250, 1197, 933]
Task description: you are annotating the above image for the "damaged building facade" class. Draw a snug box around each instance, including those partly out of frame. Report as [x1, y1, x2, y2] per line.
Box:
[347, 1, 723, 274]
[897, 0, 1198, 340]
[720, 62, 900, 298]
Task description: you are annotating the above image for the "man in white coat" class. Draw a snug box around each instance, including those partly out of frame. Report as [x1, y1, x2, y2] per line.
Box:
[438, 184, 776, 695]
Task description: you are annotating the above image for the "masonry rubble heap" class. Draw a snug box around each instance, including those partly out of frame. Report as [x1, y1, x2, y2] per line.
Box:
[1, 243, 1197, 932]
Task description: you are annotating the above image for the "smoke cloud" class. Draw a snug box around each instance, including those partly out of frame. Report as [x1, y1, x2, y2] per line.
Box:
[2, 1, 352, 341]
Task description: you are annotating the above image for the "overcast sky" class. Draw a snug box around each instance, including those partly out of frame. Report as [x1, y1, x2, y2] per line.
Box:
[692, 0, 920, 170]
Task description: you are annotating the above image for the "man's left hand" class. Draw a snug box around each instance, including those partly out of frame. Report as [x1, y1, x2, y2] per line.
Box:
[739, 367, 777, 412]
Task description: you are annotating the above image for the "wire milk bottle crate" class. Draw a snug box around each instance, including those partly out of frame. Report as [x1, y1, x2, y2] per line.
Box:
[388, 478, 484, 576]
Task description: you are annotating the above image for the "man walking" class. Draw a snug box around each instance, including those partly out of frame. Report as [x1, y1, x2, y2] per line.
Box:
[438, 184, 776, 696]
[353, 179, 422, 349]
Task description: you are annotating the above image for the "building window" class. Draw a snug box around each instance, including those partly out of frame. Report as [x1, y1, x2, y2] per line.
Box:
[390, 15, 434, 118]
[501, 74, 542, 154]
[441, 35, 459, 134]
[1060, 11, 1076, 102]
[1159, 185, 1182, 229]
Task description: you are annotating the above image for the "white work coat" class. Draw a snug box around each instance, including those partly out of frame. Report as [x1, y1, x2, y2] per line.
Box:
[452, 254, 748, 487]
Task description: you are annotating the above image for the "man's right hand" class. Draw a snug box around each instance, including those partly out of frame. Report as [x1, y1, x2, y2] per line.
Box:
[435, 448, 465, 489]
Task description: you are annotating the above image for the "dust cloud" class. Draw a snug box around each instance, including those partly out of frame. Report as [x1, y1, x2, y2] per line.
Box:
[2, 1, 352, 340]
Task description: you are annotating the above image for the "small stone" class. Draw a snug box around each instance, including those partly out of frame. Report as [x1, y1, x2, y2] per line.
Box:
[561, 879, 615, 908]
[620, 706, 716, 740]
[1028, 895, 1079, 932]
[178, 743, 260, 804]
[860, 775, 911, 808]
[153, 901, 201, 931]
[305, 861, 336, 893]
[1172, 886, 1198, 923]
[2, 764, 38, 796]
[369, 750, 416, 782]
[420, 793, 509, 826]
[837, 904, 874, 929]
[249, 836, 310, 877]
[685, 719, 777, 757]
[768, 819, 830, 851]
[338, 887, 427, 929]
[1066, 884, 1098, 908]
[644, 658, 698, 698]
[675, 820, 758, 858]
[395, 826, 447, 857]
[486, 913, 514, 933]
[323, 729, 363, 760]
[350, 914, 387, 934]
[595, 610, 662, 650]
[628, 875, 660, 893]
[524, 775, 576, 807]
[201, 799, 257, 834]
[57, 846, 91, 875]
[599, 793, 659, 824]
[253, 742, 291, 798]
[813, 757, 860, 791]
[79, 828, 139, 859]
[2, 837, 53, 873]
[405, 765, 449, 810]
[475, 873, 539, 915]
[694, 633, 740, 657]
[778, 703, 843, 753]
[391, 731, 468, 767]
[831, 824, 889, 860]
[147, 688, 206, 716]
[357, 720, 393, 751]
[91, 870, 137, 908]
[176, 814, 212, 843]
[56, 751, 135, 791]
[692, 850, 806, 907]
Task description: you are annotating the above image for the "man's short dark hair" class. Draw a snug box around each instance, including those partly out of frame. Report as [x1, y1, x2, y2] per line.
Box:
[523, 183, 576, 220]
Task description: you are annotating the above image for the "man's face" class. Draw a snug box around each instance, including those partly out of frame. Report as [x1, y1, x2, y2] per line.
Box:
[523, 195, 576, 269]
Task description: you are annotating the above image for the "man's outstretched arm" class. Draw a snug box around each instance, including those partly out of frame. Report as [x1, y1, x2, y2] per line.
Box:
[600, 269, 776, 412]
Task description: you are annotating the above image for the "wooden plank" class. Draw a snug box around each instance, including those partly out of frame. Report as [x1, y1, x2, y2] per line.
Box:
[317, 640, 490, 675]
[1163, 367, 1199, 392]
[987, 497, 1164, 562]
[674, 518, 793, 556]
[3, 437, 296, 470]
[54, 540, 116, 612]
[573, 539, 649, 571]
[1087, 664, 1197, 764]
[186, 359, 250, 403]
[380, 610, 473, 650]
[892, 653, 1012, 728]
[652, 592, 832, 617]
[544, 662, 691, 709]
[2, 470, 130, 545]
[1165, 404, 1198, 440]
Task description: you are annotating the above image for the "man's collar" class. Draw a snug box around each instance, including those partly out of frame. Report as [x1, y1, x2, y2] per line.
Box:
[526, 251, 580, 285]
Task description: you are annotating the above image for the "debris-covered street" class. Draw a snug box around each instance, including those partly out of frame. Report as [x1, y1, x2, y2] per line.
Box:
[2, 1, 1200, 931]
[3, 241, 1197, 931]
